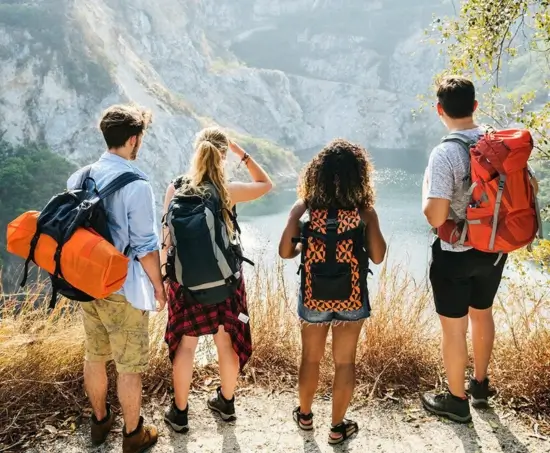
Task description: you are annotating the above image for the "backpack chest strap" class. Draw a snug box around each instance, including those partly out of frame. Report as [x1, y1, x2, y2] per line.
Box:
[325, 209, 339, 263]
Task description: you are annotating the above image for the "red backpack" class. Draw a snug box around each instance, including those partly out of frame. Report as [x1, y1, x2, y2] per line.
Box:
[436, 128, 543, 254]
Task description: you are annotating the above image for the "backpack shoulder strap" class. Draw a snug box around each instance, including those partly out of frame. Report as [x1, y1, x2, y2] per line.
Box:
[440, 133, 479, 223]
[202, 181, 222, 206]
[98, 172, 146, 200]
[441, 132, 478, 152]
[77, 164, 93, 190]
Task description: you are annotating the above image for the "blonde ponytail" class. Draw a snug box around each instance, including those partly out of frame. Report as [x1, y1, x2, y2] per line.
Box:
[182, 127, 234, 236]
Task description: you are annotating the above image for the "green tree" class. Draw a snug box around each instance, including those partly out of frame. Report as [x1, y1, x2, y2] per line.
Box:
[430, 0, 549, 120]
[0, 140, 76, 268]
[429, 0, 550, 265]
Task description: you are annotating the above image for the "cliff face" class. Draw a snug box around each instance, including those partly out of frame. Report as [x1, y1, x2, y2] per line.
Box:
[0, 0, 448, 197]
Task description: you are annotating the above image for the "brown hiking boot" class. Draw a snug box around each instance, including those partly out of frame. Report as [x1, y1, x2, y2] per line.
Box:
[122, 416, 158, 453]
[90, 403, 115, 446]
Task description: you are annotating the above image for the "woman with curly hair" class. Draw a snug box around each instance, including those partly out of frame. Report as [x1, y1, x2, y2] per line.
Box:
[278, 138, 386, 445]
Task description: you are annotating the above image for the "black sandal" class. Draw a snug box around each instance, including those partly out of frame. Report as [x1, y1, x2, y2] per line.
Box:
[328, 419, 359, 445]
[293, 406, 314, 431]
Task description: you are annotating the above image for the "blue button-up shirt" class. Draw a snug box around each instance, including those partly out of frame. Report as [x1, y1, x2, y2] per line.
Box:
[67, 152, 160, 311]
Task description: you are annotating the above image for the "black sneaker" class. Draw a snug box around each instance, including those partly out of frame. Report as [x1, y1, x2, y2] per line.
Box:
[467, 377, 495, 408]
[207, 386, 236, 422]
[164, 400, 189, 433]
[421, 391, 472, 423]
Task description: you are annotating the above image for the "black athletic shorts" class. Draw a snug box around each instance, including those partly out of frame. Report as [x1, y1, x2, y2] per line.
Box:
[429, 238, 508, 318]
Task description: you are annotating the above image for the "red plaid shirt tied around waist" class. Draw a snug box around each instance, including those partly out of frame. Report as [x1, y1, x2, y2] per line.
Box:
[164, 277, 252, 371]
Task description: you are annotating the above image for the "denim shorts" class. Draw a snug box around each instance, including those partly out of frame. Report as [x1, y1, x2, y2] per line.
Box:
[297, 291, 371, 324]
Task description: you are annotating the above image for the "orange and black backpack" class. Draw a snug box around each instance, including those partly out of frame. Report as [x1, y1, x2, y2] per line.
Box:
[6, 166, 143, 309]
[294, 208, 370, 312]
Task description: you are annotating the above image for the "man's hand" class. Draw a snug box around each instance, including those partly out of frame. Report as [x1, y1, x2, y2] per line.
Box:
[138, 250, 166, 310]
[154, 285, 167, 312]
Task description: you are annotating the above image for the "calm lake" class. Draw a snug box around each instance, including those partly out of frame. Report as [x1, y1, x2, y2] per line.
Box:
[238, 168, 431, 287]
[238, 166, 548, 295]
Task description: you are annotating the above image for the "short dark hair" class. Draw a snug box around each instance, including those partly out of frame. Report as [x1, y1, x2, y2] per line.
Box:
[436, 76, 476, 119]
[99, 104, 152, 149]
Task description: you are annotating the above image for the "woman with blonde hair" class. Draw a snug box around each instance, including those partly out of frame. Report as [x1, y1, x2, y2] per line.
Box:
[161, 126, 272, 432]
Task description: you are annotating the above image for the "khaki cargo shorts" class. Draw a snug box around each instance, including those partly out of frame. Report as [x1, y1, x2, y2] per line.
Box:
[81, 293, 149, 374]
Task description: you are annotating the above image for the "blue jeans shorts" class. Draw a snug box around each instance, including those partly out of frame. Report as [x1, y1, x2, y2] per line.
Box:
[297, 291, 371, 324]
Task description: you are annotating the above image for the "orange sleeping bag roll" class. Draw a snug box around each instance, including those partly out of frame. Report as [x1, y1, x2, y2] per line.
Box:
[6, 211, 129, 300]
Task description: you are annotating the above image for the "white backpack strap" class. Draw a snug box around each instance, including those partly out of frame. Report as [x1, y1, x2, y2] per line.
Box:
[488, 174, 507, 251]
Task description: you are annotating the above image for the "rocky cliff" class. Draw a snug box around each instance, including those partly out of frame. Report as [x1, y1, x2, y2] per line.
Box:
[0, 0, 449, 199]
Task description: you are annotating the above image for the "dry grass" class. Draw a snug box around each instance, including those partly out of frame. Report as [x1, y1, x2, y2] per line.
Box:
[490, 273, 550, 420]
[0, 257, 549, 449]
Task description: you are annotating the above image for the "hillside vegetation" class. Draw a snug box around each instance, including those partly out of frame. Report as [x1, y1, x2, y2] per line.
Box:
[0, 140, 75, 271]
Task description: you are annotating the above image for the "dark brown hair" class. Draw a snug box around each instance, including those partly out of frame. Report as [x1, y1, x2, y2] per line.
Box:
[99, 103, 152, 149]
[298, 138, 375, 210]
[436, 76, 476, 119]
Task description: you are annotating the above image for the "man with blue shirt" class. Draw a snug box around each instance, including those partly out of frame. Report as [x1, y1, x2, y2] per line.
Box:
[67, 103, 164, 453]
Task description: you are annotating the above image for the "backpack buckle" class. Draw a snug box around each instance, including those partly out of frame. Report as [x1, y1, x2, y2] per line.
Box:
[326, 219, 338, 230]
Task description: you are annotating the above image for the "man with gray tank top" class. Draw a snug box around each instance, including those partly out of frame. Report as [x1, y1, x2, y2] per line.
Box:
[421, 76, 510, 423]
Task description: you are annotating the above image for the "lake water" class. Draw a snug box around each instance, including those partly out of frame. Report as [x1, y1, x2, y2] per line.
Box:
[238, 168, 432, 287]
[237, 166, 549, 303]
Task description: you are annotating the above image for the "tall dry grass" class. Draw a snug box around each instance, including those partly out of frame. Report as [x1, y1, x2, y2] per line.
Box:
[0, 257, 549, 449]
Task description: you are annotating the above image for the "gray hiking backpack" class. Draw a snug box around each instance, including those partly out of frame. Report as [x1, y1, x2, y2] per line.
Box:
[164, 177, 253, 305]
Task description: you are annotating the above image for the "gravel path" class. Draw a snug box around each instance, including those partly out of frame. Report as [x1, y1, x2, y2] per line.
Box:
[24, 390, 549, 453]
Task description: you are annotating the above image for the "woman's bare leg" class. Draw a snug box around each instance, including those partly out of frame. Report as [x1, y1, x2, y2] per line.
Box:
[331, 321, 364, 432]
[298, 323, 330, 424]
[173, 335, 199, 410]
[213, 326, 240, 400]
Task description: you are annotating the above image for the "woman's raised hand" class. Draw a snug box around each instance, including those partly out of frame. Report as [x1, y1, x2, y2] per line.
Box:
[228, 140, 245, 158]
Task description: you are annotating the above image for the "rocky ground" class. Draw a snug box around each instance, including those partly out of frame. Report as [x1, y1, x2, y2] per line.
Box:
[22, 389, 549, 453]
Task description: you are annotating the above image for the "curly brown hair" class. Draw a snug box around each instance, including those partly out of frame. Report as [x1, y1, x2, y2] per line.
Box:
[298, 138, 375, 210]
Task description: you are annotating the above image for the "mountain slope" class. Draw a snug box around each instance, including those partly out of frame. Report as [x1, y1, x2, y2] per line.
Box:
[0, 0, 448, 200]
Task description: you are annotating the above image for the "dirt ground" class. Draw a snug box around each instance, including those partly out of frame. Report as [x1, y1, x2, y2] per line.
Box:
[23, 389, 549, 453]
